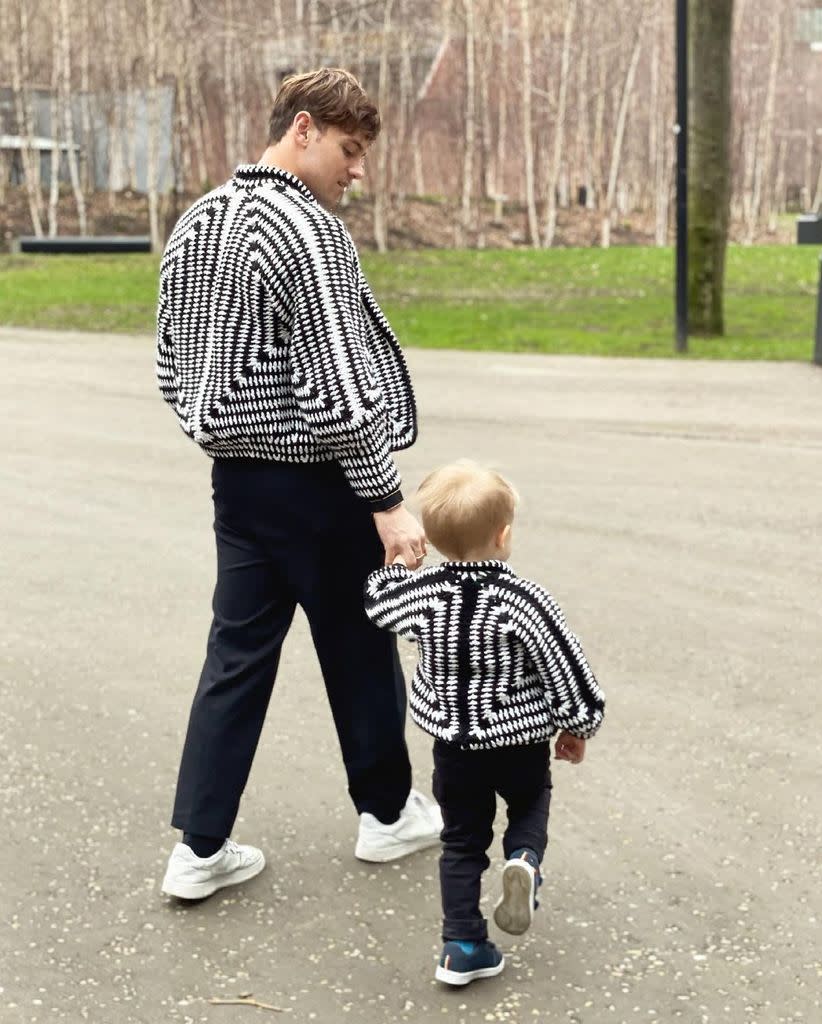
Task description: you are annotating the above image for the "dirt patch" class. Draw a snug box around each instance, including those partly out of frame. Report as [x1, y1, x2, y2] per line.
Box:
[1, 185, 795, 252]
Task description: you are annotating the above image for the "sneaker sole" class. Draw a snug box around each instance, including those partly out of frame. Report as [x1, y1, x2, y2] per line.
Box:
[354, 832, 441, 863]
[161, 854, 266, 900]
[493, 863, 534, 935]
[435, 957, 505, 986]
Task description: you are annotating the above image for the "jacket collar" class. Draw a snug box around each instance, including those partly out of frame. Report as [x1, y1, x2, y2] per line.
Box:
[232, 163, 316, 204]
[439, 559, 512, 575]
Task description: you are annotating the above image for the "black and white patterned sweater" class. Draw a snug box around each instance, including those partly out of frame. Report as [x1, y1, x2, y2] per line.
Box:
[364, 560, 605, 749]
[155, 164, 417, 506]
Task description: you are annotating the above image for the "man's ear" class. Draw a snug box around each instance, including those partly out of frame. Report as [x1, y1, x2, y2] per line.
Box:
[293, 111, 312, 146]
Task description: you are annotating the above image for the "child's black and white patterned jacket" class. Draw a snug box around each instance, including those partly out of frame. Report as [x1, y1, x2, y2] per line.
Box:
[364, 560, 605, 749]
[155, 164, 417, 508]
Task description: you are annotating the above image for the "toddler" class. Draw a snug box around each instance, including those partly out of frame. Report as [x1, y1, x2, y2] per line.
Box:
[364, 461, 605, 985]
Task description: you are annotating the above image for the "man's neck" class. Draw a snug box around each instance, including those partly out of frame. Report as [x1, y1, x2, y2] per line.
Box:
[258, 144, 299, 178]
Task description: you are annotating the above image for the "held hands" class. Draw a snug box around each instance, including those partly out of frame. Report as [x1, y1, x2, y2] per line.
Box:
[555, 730, 586, 764]
[373, 503, 427, 569]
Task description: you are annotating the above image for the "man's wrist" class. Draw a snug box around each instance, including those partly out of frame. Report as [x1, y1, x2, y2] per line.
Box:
[369, 488, 403, 513]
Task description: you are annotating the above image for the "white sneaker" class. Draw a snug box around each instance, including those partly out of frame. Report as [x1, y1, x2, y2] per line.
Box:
[161, 839, 265, 899]
[493, 853, 539, 935]
[355, 788, 443, 862]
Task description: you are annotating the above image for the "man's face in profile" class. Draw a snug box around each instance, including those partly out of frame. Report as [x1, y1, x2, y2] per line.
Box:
[299, 123, 369, 210]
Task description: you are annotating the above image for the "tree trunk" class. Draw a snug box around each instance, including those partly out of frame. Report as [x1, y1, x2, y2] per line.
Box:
[744, 1, 781, 244]
[49, 17, 61, 239]
[520, 0, 539, 246]
[601, 7, 646, 248]
[146, 0, 162, 252]
[224, 0, 238, 172]
[392, 0, 412, 207]
[591, 53, 607, 210]
[373, 0, 395, 253]
[12, 0, 44, 236]
[647, 7, 661, 217]
[812, 156, 822, 214]
[575, 0, 594, 211]
[543, 0, 576, 247]
[59, 0, 88, 234]
[479, 9, 494, 202]
[688, 0, 734, 336]
[79, 0, 94, 194]
[101, 3, 122, 203]
[768, 136, 786, 234]
[295, 0, 306, 73]
[185, 9, 209, 190]
[120, 0, 138, 188]
[0, 4, 8, 208]
[803, 114, 814, 212]
[459, 0, 476, 246]
[494, 0, 509, 207]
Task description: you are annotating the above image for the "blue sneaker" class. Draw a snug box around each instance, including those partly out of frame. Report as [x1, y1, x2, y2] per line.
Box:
[493, 848, 542, 935]
[435, 940, 505, 985]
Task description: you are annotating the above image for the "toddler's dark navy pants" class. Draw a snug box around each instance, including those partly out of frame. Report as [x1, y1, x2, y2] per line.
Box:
[433, 739, 552, 941]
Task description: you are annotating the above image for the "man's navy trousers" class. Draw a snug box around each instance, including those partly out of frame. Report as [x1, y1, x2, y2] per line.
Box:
[171, 457, 412, 838]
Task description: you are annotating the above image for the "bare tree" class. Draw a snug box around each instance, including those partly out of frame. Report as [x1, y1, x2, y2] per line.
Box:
[769, 135, 787, 233]
[119, 0, 138, 188]
[48, 13, 61, 237]
[10, 0, 44, 236]
[373, 0, 396, 252]
[543, 0, 577, 247]
[78, 0, 94, 193]
[223, 0, 240, 169]
[574, 0, 595, 211]
[185, 0, 211, 189]
[59, 0, 88, 233]
[744, 1, 782, 243]
[591, 51, 607, 211]
[520, 0, 539, 246]
[390, 0, 415, 206]
[494, 0, 510, 212]
[458, 0, 476, 245]
[601, 4, 647, 247]
[146, 0, 164, 251]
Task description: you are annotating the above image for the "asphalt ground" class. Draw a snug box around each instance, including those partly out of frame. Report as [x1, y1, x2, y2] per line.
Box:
[1, 327, 820, 1024]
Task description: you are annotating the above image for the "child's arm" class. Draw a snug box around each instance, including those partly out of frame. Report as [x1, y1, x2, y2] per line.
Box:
[363, 562, 420, 641]
[514, 581, 605, 740]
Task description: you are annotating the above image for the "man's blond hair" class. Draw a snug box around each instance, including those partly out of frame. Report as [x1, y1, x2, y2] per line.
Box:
[268, 67, 380, 144]
[416, 461, 518, 560]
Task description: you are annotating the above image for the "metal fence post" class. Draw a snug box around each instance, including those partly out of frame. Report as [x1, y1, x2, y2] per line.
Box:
[815, 253, 822, 366]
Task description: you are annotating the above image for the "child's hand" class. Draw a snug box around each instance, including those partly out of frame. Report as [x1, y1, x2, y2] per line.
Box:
[555, 731, 586, 764]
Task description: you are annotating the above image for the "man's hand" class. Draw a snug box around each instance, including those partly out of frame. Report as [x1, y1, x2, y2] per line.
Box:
[555, 730, 586, 764]
[373, 504, 427, 568]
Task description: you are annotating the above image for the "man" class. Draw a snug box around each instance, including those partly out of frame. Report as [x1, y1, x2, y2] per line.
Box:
[156, 68, 440, 900]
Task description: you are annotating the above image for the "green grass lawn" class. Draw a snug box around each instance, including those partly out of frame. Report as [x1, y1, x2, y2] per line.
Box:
[0, 245, 819, 359]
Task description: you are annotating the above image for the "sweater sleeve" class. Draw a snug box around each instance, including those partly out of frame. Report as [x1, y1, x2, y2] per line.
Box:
[513, 583, 605, 739]
[364, 565, 420, 642]
[155, 272, 178, 410]
[287, 217, 402, 506]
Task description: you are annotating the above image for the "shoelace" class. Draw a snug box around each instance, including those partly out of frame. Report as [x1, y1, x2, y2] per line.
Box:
[224, 840, 240, 856]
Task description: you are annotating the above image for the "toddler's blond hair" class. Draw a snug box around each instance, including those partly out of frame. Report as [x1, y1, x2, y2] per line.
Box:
[416, 461, 518, 560]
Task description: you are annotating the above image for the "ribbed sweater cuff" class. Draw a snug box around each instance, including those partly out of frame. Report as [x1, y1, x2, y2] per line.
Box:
[368, 489, 403, 512]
